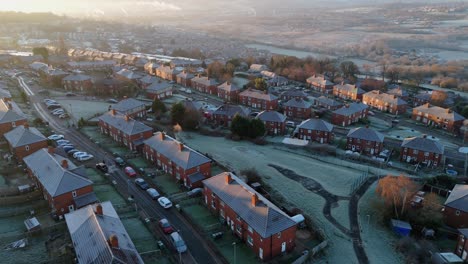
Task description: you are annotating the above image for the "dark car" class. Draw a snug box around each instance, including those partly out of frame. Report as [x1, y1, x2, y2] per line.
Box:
[135, 178, 149, 190]
[115, 157, 125, 167]
[66, 92, 77, 97]
[158, 218, 174, 234]
[96, 163, 108, 173]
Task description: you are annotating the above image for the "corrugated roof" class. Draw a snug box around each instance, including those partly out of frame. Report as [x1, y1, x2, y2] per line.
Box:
[144, 132, 211, 170]
[99, 111, 152, 136]
[333, 103, 368, 116]
[65, 201, 144, 264]
[413, 104, 464, 122]
[257, 110, 286, 123]
[23, 149, 93, 197]
[347, 127, 384, 142]
[4, 125, 46, 147]
[401, 136, 444, 154]
[445, 184, 468, 212]
[203, 173, 296, 238]
[112, 98, 146, 114]
[298, 119, 333, 132]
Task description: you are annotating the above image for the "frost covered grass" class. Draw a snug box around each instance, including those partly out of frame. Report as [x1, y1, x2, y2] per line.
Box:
[56, 99, 110, 120]
[331, 201, 350, 229]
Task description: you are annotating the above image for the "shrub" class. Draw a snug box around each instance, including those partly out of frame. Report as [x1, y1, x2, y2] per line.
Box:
[240, 168, 261, 184]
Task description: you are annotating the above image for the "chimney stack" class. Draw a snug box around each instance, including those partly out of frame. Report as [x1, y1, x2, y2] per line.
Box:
[48, 146, 55, 154]
[7, 102, 12, 110]
[160, 132, 165, 140]
[96, 204, 103, 215]
[61, 159, 68, 169]
[24, 123, 29, 129]
[251, 194, 258, 207]
[178, 142, 184, 152]
[111, 109, 116, 115]
[225, 173, 232, 185]
[109, 234, 119, 248]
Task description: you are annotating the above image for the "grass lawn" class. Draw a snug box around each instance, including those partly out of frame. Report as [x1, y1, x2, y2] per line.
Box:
[211, 165, 226, 176]
[152, 174, 181, 195]
[94, 184, 126, 205]
[121, 217, 159, 253]
[182, 204, 218, 231]
[85, 168, 106, 184]
[128, 157, 150, 169]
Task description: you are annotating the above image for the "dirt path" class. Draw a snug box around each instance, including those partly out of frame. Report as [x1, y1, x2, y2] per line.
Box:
[269, 164, 377, 264]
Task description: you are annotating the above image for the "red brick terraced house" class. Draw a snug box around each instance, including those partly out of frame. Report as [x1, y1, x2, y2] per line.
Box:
[346, 127, 384, 155]
[279, 90, 308, 102]
[413, 92, 431, 107]
[295, 119, 334, 144]
[0, 98, 27, 135]
[412, 103, 465, 133]
[362, 90, 408, 115]
[115, 68, 144, 83]
[455, 228, 468, 261]
[387, 86, 409, 101]
[331, 103, 369, 127]
[4, 124, 48, 161]
[111, 98, 147, 119]
[143, 132, 212, 188]
[176, 71, 194, 87]
[156, 65, 180, 81]
[191, 75, 219, 95]
[306, 74, 334, 93]
[444, 185, 468, 229]
[98, 110, 153, 151]
[256, 110, 287, 136]
[212, 104, 250, 127]
[333, 83, 365, 101]
[400, 136, 444, 167]
[144, 62, 160, 75]
[62, 73, 93, 92]
[283, 98, 312, 120]
[139, 75, 157, 89]
[315, 96, 343, 111]
[239, 89, 278, 111]
[217, 81, 242, 103]
[145, 81, 173, 100]
[203, 172, 297, 261]
[24, 147, 98, 217]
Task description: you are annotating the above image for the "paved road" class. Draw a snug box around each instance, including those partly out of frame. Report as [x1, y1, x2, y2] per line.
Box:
[16, 76, 225, 264]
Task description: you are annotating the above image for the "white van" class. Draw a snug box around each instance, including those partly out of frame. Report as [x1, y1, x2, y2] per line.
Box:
[170, 232, 187, 253]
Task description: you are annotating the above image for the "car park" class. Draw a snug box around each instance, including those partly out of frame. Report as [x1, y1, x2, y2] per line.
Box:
[157, 197, 173, 209]
[59, 113, 69, 119]
[47, 104, 61, 110]
[124, 166, 137, 178]
[135, 178, 149, 190]
[95, 163, 108, 173]
[158, 218, 174, 234]
[169, 232, 187, 253]
[146, 188, 160, 199]
[67, 149, 80, 155]
[77, 154, 94, 161]
[47, 134, 64, 140]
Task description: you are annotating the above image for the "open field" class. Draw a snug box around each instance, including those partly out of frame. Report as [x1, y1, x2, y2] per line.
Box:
[56, 99, 109, 120]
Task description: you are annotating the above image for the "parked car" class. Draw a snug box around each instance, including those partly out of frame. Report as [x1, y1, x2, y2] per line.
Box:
[77, 154, 94, 161]
[65, 92, 76, 97]
[66, 149, 80, 155]
[48, 134, 64, 140]
[52, 110, 65, 116]
[115, 157, 125, 167]
[157, 197, 173, 209]
[63, 146, 75, 153]
[135, 178, 149, 190]
[107, 99, 118, 103]
[187, 188, 203, 197]
[95, 163, 108, 173]
[158, 218, 174, 234]
[43, 99, 56, 104]
[169, 232, 187, 253]
[59, 113, 69, 119]
[286, 121, 295, 127]
[146, 188, 160, 199]
[73, 152, 88, 158]
[124, 167, 137, 178]
[47, 104, 61, 110]
[56, 139, 71, 145]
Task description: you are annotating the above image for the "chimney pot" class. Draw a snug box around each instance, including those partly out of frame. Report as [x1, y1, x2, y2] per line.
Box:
[61, 159, 68, 169]
[178, 142, 184, 151]
[111, 109, 116, 115]
[96, 204, 103, 215]
[225, 173, 232, 185]
[124, 115, 129, 122]
[160, 132, 165, 140]
[109, 234, 119, 248]
[251, 194, 258, 207]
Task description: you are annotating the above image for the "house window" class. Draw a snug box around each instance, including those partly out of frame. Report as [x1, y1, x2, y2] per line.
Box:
[236, 215, 241, 221]
[248, 226, 253, 233]
[236, 225, 242, 234]
[25, 145, 30, 151]
[211, 200, 216, 209]
[456, 210, 461, 216]
[247, 235, 253, 246]
[277, 232, 281, 238]
[220, 209, 225, 218]
[72, 191, 77, 197]
[220, 201, 225, 207]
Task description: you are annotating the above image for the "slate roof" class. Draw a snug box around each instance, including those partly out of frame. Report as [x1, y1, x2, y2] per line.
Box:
[112, 98, 146, 114]
[203, 172, 296, 238]
[0, 99, 26, 124]
[116, 69, 143, 80]
[298, 119, 333, 132]
[65, 201, 144, 264]
[29, 62, 48, 72]
[213, 104, 250, 117]
[63, 73, 92, 82]
[188, 172, 205, 183]
[257, 111, 286, 123]
[347, 127, 384, 142]
[249, 64, 268, 72]
[283, 98, 312, 109]
[176, 71, 194, 80]
[239, 89, 278, 101]
[23, 149, 93, 197]
[445, 184, 468, 212]
[316, 96, 342, 107]
[281, 90, 308, 98]
[146, 81, 172, 94]
[387, 87, 408, 97]
[0, 86, 11, 99]
[191, 76, 218, 87]
[144, 132, 211, 170]
[99, 111, 152, 136]
[218, 81, 241, 92]
[363, 90, 407, 106]
[333, 103, 368, 116]
[413, 104, 464, 122]
[334, 83, 365, 94]
[4, 125, 46, 147]
[306, 75, 333, 86]
[139, 75, 157, 85]
[401, 136, 445, 154]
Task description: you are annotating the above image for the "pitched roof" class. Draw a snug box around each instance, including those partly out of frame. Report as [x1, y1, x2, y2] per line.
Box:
[413, 104, 464, 122]
[203, 172, 296, 238]
[298, 119, 333, 132]
[249, 64, 268, 72]
[387, 87, 408, 97]
[316, 96, 342, 107]
[283, 98, 312, 109]
[0, 99, 26, 124]
[333, 103, 368, 116]
[146, 81, 172, 94]
[334, 83, 365, 94]
[99, 112, 152, 136]
[191, 76, 218, 86]
[112, 98, 146, 114]
[281, 90, 308, 98]
[65, 201, 144, 264]
[347, 127, 384, 142]
[445, 184, 468, 212]
[139, 75, 157, 85]
[4, 125, 46, 147]
[63, 73, 92, 82]
[0, 86, 11, 99]
[116, 69, 143, 80]
[306, 75, 333, 86]
[23, 149, 93, 197]
[363, 90, 407, 106]
[257, 111, 286, 123]
[144, 132, 211, 170]
[218, 81, 241, 92]
[213, 104, 250, 117]
[176, 71, 194, 79]
[239, 89, 278, 101]
[401, 136, 445, 154]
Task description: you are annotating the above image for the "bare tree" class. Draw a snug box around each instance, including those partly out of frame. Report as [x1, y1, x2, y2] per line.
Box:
[376, 175, 418, 218]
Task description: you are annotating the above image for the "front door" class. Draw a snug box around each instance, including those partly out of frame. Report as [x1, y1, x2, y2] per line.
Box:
[259, 248, 263, 259]
[281, 242, 286, 253]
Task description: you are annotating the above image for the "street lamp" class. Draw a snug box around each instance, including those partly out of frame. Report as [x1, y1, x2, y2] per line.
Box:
[232, 242, 236, 264]
[459, 147, 468, 177]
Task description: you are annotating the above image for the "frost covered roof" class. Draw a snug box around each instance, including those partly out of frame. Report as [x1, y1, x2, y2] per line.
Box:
[298, 119, 333, 132]
[401, 136, 444, 154]
[347, 127, 384, 142]
[4, 125, 46, 147]
[257, 110, 286, 123]
[445, 184, 468, 212]
[99, 111, 152, 136]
